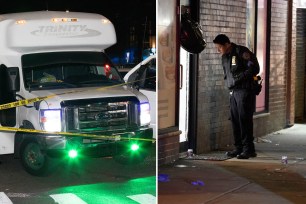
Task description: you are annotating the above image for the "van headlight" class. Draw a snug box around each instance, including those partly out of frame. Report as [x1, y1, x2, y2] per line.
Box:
[40, 109, 62, 132]
[140, 103, 151, 126]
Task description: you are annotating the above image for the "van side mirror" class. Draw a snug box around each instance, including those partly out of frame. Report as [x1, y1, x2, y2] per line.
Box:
[7, 67, 20, 92]
[134, 65, 147, 89]
[133, 81, 140, 91]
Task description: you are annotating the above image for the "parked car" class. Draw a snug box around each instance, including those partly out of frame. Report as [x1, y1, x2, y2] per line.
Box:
[124, 55, 156, 138]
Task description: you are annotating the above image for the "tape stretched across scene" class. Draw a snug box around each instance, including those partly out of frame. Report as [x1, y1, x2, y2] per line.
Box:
[0, 76, 156, 111]
[0, 126, 155, 142]
[0, 77, 156, 143]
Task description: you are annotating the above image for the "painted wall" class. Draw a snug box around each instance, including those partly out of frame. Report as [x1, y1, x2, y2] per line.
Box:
[158, 0, 180, 165]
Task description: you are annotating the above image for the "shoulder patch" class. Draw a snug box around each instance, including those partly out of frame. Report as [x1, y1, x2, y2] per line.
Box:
[242, 52, 251, 60]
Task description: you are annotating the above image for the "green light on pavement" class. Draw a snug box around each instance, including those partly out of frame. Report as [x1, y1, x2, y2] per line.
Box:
[131, 144, 139, 151]
[68, 149, 78, 158]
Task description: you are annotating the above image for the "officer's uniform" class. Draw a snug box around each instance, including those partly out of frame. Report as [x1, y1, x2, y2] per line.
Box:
[222, 43, 260, 157]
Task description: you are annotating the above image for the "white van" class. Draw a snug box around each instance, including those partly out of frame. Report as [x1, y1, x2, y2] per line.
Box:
[124, 55, 156, 138]
[0, 11, 153, 176]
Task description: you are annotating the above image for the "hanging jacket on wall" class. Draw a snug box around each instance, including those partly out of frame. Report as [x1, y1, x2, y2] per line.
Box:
[180, 12, 206, 54]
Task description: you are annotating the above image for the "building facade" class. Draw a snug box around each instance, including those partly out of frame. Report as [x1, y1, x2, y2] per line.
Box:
[158, 0, 305, 164]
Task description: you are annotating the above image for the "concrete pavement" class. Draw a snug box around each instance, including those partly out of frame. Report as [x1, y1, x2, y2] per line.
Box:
[158, 123, 306, 204]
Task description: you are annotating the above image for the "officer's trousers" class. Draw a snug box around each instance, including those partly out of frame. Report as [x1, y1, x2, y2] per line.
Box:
[230, 89, 256, 153]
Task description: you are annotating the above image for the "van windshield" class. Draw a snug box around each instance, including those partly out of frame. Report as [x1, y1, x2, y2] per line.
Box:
[22, 52, 123, 90]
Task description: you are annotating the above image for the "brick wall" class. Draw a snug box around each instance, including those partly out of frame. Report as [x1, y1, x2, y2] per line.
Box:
[158, 129, 181, 165]
[268, 0, 289, 131]
[290, 0, 297, 123]
[197, 0, 247, 153]
[197, 0, 292, 153]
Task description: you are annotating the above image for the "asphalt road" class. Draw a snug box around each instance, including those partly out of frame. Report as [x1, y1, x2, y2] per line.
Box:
[0, 150, 156, 204]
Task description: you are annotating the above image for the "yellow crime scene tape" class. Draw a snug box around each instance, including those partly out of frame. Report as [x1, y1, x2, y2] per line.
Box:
[0, 126, 155, 142]
[0, 95, 52, 111]
[0, 77, 156, 111]
[0, 77, 156, 143]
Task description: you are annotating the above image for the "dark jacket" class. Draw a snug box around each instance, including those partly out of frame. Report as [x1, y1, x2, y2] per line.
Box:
[222, 43, 260, 90]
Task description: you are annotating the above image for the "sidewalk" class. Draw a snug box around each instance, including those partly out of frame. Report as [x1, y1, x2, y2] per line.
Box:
[158, 124, 306, 204]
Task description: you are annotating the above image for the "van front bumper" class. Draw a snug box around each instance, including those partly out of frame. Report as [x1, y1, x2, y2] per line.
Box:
[39, 127, 153, 157]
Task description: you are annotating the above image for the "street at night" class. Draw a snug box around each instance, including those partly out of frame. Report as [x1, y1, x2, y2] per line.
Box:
[0, 149, 156, 204]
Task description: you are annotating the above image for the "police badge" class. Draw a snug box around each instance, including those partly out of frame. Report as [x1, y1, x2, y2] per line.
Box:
[231, 56, 236, 65]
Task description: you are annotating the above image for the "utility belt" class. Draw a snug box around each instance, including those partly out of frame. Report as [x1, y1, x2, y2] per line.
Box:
[230, 82, 251, 91]
[229, 88, 247, 96]
[229, 80, 261, 96]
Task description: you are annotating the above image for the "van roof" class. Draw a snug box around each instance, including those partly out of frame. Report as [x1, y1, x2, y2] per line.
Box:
[0, 11, 117, 54]
[0, 10, 105, 21]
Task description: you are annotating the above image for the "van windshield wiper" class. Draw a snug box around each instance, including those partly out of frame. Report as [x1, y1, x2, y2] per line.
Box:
[28, 81, 78, 91]
[78, 80, 122, 85]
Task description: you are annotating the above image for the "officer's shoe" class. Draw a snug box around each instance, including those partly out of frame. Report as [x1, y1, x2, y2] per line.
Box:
[237, 152, 257, 159]
[225, 149, 242, 158]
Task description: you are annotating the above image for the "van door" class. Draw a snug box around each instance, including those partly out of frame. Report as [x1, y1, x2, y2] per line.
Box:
[0, 65, 17, 127]
[0, 65, 17, 155]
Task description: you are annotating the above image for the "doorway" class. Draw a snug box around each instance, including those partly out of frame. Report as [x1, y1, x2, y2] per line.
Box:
[179, 0, 199, 153]
[296, 8, 306, 122]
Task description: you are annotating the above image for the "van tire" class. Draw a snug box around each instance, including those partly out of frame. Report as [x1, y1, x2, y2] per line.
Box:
[20, 139, 49, 176]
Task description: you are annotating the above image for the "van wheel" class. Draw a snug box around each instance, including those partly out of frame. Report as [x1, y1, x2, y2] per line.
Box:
[20, 140, 49, 176]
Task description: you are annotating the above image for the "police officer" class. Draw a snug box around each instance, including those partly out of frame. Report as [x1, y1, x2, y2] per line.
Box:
[213, 34, 260, 159]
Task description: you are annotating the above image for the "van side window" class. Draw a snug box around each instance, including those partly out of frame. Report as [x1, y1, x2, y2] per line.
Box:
[138, 59, 156, 91]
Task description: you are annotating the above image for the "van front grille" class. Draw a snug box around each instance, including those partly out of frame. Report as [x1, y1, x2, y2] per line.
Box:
[62, 97, 139, 132]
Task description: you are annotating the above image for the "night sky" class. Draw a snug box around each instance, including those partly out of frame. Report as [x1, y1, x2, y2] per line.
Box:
[0, 0, 156, 65]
